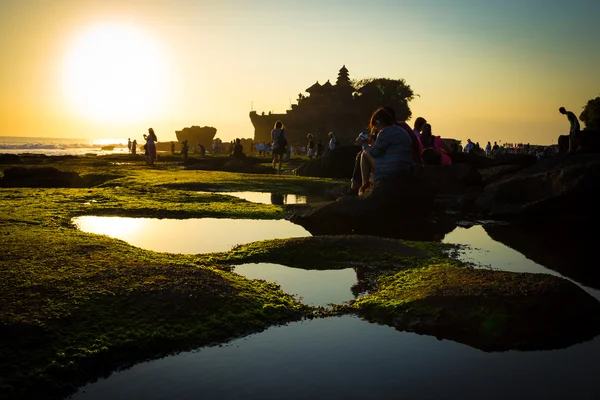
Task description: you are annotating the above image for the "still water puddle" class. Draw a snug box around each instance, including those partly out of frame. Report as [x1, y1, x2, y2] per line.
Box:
[201, 191, 325, 205]
[69, 220, 600, 399]
[232, 263, 363, 307]
[73, 217, 310, 254]
[72, 315, 600, 400]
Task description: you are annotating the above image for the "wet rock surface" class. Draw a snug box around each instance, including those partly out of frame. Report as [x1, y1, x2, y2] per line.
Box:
[475, 153, 600, 221]
[0, 154, 22, 164]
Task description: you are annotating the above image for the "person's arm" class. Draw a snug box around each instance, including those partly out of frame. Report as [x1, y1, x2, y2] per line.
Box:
[367, 129, 391, 158]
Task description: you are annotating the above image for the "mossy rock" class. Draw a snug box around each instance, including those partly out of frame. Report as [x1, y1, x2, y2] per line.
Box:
[351, 265, 600, 351]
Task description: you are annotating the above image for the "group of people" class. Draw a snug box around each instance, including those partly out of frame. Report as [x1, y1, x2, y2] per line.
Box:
[350, 107, 452, 196]
[127, 128, 158, 165]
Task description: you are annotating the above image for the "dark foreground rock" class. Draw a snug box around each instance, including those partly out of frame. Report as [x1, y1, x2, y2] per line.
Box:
[294, 145, 361, 178]
[0, 154, 22, 164]
[475, 153, 600, 222]
[351, 265, 600, 352]
[291, 176, 438, 240]
[484, 222, 600, 289]
[0, 167, 84, 188]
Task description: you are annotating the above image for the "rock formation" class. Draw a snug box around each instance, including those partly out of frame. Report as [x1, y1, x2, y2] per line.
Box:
[475, 153, 600, 222]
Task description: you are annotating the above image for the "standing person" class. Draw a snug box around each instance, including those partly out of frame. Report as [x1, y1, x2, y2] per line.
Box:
[146, 128, 158, 165]
[131, 139, 137, 156]
[559, 107, 581, 153]
[271, 120, 287, 174]
[307, 134, 316, 159]
[413, 117, 427, 139]
[127, 138, 132, 154]
[181, 140, 189, 163]
[200, 144, 206, 158]
[463, 139, 474, 153]
[492, 141, 500, 155]
[327, 132, 339, 153]
[170, 141, 175, 156]
[485, 141, 492, 157]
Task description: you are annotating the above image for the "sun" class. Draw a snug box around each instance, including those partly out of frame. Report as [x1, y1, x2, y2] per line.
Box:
[62, 22, 167, 123]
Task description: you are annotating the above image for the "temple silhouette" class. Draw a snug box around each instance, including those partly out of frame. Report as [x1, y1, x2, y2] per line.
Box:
[250, 66, 381, 145]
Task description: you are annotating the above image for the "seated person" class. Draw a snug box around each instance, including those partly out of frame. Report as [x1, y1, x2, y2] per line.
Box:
[419, 124, 452, 166]
[232, 138, 246, 159]
[357, 107, 415, 195]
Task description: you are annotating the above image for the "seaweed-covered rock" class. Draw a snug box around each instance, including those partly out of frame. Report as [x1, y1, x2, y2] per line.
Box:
[475, 153, 600, 222]
[0, 167, 83, 188]
[0, 154, 22, 164]
[294, 145, 361, 178]
[352, 265, 600, 351]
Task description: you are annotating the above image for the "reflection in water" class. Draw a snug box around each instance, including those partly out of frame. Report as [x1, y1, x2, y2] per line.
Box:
[294, 215, 458, 242]
[72, 316, 600, 400]
[484, 223, 600, 290]
[203, 191, 325, 205]
[442, 225, 600, 301]
[73, 217, 311, 254]
[233, 263, 362, 306]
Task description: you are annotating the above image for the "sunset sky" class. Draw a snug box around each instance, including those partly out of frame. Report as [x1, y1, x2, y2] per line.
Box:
[1, 0, 598, 145]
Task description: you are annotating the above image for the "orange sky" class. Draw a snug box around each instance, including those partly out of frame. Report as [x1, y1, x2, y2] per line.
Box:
[1, 0, 598, 145]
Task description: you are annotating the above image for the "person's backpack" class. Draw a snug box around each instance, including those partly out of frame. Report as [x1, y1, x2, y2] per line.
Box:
[279, 129, 287, 147]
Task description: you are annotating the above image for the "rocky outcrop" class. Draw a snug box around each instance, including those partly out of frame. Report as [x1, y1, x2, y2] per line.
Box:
[183, 155, 271, 174]
[291, 175, 438, 239]
[352, 265, 600, 351]
[0, 167, 83, 188]
[294, 146, 361, 178]
[0, 154, 22, 164]
[475, 153, 600, 222]
[421, 164, 482, 194]
[175, 126, 217, 146]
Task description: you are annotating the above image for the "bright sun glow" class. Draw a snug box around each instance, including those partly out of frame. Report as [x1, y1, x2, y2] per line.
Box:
[62, 23, 167, 123]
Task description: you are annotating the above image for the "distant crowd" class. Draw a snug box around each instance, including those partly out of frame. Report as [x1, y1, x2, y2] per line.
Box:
[127, 104, 574, 178]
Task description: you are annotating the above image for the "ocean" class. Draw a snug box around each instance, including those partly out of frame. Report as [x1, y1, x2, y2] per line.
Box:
[0, 136, 131, 156]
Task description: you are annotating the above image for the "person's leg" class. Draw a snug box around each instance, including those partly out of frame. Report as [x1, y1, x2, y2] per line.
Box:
[350, 153, 362, 190]
[359, 152, 374, 195]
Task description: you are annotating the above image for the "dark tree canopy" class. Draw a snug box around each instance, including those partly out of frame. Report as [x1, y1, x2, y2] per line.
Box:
[351, 78, 416, 121]
[580, 96, 600, 131]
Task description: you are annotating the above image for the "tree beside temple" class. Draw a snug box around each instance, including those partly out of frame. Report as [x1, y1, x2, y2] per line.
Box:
[249, 66, 417, 144]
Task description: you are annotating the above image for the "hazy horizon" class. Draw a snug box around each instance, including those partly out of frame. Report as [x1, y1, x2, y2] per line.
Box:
[1, 0, 599, 145]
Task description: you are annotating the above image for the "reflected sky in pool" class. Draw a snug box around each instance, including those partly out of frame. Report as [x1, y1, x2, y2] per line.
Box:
[71, 316, 600, 400]
[233, 263, 362, 307]
[73, 217, 311, 254]
[206, 191, 312, 205]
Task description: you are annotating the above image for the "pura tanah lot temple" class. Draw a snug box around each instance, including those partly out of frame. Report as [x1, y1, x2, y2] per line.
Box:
[250, 66, 381, 145]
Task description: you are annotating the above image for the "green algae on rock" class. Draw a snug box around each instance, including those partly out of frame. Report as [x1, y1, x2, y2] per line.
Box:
[350, 263, 600, 352]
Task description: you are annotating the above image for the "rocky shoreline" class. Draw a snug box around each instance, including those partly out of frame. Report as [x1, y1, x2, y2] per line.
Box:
[0, 153, 599, 399]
